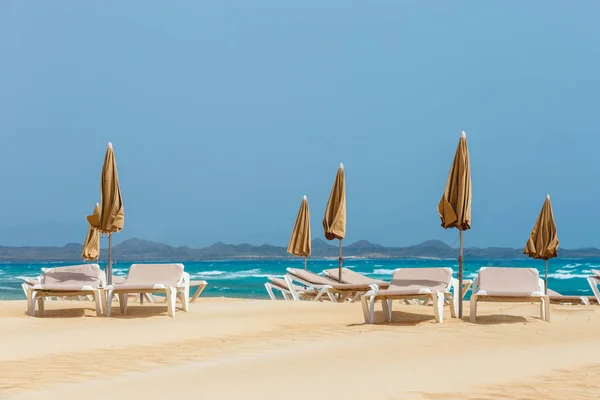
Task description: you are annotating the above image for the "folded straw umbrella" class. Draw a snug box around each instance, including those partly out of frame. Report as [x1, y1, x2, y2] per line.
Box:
[438, 131, 471, 318]
[524, 194, 559, 294]
[98, 142, 124, 286]
[323, 163, 346, 281]
[82, 203, 101, 261]
[287, 195, 311, 269]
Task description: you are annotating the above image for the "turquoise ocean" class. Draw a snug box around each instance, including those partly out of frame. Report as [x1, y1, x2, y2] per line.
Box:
[0, 258, 596, 300]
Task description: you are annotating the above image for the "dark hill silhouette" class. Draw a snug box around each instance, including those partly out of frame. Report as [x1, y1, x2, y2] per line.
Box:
[0, 237, 599, 261]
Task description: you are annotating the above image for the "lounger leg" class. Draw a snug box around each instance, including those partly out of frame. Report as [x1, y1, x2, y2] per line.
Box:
[182, 286, 190, 312]
[360, 296, 372, 323]
[284, 275, 300, 301]
[100, 289, 108, 316]
[265, 283, 277, 300]
[350, 292, 362, 303]
[31, 291, 38, 317]
[166, 287, 176, 317]
[106, 290, 114, 317]
[543, 295, 551, 322]
[191, 282, 207, 303]
[93, 290, 102, 316]
[369, 296, 376, 323]
[449, 295, 457, 318]
[119, 293, 128, 314]
[540, 299, 545, 321]
[581, 296, 591, 306]
[469, 295, 478, 323]
[37, 296, 45, 316]
[432, 292, 443, 323]
[587, 277, 600, 303]
[382, 299, 392, 322]
[25, 287, 33, 316]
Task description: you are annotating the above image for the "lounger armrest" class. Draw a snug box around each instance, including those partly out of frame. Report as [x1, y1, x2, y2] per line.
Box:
[538, 278, 545, 293]
[179, 272, 190, 287]
[471, 277, 480, 294]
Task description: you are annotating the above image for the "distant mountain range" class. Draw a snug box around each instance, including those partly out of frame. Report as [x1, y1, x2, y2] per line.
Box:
[1, 238, 600, 262]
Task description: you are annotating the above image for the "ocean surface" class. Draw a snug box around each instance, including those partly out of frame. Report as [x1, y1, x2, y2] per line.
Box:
[0, 258, 596, 300]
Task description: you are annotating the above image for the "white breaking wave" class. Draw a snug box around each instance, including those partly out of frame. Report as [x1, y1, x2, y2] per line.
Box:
[195, 270, 227, 276]
[0, 286, 18, 291]
[372, 269, 395, 275]
[547, 272, 589, 280]
[191, 269, 269, 280]
[562, 263, 582, 269]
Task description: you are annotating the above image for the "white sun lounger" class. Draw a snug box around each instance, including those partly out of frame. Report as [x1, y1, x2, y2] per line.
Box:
[284, 268, 374, 303]
[469, 267, 550, 322]
[26, 264, 106, 317]
[360, 267, 460, 324]
[105, 263, 190, 317]
[547, 288, 595, 305]
[265, 276, 319, 300]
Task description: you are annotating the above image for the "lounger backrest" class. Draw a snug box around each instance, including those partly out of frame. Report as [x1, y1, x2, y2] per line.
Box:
[126, 263, 184, 285]
[41, 264, 105, 288]
[477, 267, 541, 296]
[288, 268, 334, 285]
[323, 268, 388, 286]
[389, 268, 453, 292]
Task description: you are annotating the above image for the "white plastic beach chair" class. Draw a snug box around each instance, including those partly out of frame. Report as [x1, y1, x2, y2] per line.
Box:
[265, 276, 319, 300]
[26, 264, 106, 316]
[105, 263, 190, 317]
[284, 268, 374, 303]
[360, 267, 460, 324]
[469, 267, 550, 322]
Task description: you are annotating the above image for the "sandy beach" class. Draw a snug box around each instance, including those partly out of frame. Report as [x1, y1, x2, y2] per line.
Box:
[1, 299, 599, 399]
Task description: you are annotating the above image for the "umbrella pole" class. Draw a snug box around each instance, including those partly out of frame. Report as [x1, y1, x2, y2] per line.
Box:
[304, 256, 307, 271]
[338, 239, 343, 282]
[544, 259, 548, 295]
[458, 230, 464, 319]
[107, 233, 113, 286]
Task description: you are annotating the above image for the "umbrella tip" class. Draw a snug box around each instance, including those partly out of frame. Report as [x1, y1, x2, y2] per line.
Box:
[460, 131, 466, 138]
[339, 163, 344, 169]
[547, 194, 550, 200]
[303, 195, 307, 200]
[108, 142, 113, 149]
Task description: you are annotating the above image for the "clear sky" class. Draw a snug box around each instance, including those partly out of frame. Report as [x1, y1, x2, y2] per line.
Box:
[1, 1, 599, 249]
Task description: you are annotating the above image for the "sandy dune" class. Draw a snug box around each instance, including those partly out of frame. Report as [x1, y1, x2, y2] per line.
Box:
[1, 298, 599, 399]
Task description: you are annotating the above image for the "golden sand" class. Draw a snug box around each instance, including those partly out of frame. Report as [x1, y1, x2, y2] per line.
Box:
[0, 298, 599, 399]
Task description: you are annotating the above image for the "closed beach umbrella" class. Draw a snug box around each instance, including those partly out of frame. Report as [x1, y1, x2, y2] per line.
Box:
[82, 203, 101, 261]
[99, 142, 124, 285]
[524, 194, 559, 294]
[287, 195, 311, 269]
[438, 131, 471, 318]
[323, 163, 346, 281]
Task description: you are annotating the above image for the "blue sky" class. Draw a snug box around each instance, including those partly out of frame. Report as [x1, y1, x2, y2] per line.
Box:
[1, 1, 599, 249]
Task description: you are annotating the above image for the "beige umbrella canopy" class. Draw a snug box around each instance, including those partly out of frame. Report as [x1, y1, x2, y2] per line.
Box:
[438, 131, 471, 318]
[82, 203, 101, 261]
[323, 163, 346, 281]
[287, 195, 311, 269]
[99, 142, 124, 285]
[524, 194, 559, 294]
